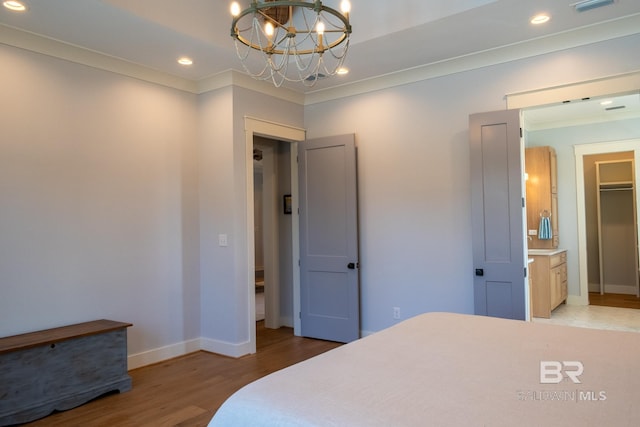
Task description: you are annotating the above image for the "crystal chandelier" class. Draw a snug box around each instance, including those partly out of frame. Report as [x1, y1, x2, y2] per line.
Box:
[230, 0, 352, 87]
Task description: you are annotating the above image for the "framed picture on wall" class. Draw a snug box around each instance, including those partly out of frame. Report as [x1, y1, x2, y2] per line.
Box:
[283, 195, 292, 214]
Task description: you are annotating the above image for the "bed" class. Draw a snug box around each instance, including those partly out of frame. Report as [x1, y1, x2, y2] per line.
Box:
[209, 312, 640, 426]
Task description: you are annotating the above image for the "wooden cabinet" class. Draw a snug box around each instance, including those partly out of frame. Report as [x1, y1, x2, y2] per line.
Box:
[0, 320, 132, 426]
[530, 250, 567, 318]
[525, 146, 559, 249]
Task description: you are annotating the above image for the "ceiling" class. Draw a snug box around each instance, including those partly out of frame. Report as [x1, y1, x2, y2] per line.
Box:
[1, 0, 640, 111]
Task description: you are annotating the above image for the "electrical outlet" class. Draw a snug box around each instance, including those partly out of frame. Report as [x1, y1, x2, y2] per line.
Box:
[393, 307, 400, 320]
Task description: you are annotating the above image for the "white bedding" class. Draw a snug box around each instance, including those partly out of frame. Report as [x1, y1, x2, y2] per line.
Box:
[209, 312, 640, 426]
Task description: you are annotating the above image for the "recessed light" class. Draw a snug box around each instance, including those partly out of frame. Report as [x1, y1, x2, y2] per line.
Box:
[336, 67, 349, 75]
[177, 57, 193, 66]
[531, 14, 550, 25]
[3, 1, 27, 11]
[600, 100, 613, 106]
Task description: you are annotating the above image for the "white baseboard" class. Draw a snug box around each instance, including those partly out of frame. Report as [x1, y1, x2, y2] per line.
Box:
[128, 336, 255, 370]
[127, 338, 201, 370]
[567, 294, 589, 306]
[604, 284, 637, 295]
[587, 283, 637, 295]
[200, 337, 252, 359]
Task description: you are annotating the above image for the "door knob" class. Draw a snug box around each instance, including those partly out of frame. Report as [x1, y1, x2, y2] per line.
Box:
[475, 268, 484, 277]
[347, 262, 357, 269]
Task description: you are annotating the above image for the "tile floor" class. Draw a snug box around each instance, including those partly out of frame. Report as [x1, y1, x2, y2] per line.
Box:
[533, 304, 640, 333]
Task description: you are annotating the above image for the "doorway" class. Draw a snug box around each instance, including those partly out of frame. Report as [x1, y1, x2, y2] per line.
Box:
[576, 141, 640, 309]
[252, 137, 295, 332]
[521, 91, 640, 313]
[243, 117, 305, 354]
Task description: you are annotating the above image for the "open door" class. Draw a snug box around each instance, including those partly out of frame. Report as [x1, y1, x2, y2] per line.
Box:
[298, 134, 360, 342]
[469, 110, 527, 320]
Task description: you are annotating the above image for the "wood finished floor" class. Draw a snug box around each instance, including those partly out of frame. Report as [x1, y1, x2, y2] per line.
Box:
[23, 322, 341, 427]
[589, 292, 640, 310]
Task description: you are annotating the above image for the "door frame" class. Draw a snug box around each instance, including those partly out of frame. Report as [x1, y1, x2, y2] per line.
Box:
[509, 73, 640, 309]
[244, 117, 305, 354]
[574, 139, 640, 303]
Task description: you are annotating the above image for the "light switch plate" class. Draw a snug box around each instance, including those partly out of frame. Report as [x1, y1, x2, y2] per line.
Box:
[528, 230, 537, 235]
[218, 234, 228, 247]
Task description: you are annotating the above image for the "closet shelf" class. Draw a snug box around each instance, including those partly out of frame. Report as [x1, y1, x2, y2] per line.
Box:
[599, 181, 633, 190]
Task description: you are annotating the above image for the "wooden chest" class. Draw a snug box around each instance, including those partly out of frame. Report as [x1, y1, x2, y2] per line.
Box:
[0, 319, 132, 426]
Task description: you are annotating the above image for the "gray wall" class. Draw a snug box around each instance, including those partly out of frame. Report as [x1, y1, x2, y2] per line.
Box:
[304, 34, 640, 334]
[0, 43, 201, 357]
[2, 29, 640, 359]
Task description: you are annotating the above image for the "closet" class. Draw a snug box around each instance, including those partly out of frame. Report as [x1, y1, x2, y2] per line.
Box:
[596, 159, 639, 297]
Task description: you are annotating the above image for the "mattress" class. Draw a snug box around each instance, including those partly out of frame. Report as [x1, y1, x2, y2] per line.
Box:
[209, 312, 640, 426]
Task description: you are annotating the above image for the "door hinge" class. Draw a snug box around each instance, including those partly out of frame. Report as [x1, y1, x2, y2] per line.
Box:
[522, 197, 525, 208]
[299, 312, 301, 319]
[524, 267, 527, 278]
[520, 127, 523, 138]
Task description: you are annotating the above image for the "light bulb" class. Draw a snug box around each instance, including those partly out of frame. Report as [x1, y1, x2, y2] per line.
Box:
[230, 1, 241, 17]
[340, 0, 351, 14]
[265, 21, 275, 38]
[316, 21, 325, 35]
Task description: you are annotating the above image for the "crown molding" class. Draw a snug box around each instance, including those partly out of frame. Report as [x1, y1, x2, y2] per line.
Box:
[0, 23, 198, 93]
[3, 13, 640, 106]
[0, 23, 305, 103]
[507, 70, 640, 112]
[304, 13, 640, 105]
[197, 70, 304, 104]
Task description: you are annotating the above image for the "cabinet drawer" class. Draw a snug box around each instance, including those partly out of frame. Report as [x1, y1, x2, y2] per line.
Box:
[550, 252, 566, 268]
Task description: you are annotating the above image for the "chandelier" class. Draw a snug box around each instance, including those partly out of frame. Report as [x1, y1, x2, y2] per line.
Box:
[230, 0, 352, 87]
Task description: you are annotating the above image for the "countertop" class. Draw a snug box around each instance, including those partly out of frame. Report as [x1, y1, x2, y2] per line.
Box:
[528, 248, 566, 256]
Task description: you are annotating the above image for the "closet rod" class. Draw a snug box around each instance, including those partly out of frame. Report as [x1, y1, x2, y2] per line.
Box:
[599, 187, 633, 192]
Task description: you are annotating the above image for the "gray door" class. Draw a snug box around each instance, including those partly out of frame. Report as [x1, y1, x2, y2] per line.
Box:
[299, 134, 360, 342]
[469, 110, 526, 320]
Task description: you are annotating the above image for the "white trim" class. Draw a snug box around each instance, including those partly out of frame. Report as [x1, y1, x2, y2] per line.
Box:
[127, 338, 201, 370]
[0, 24, 198, 93]
[306, 14, 640, 105]
[244, 117, 306, 353]
[574, 139, 640, 306]
[4, 13, 640, 104]
[603, 284, 638, 295]
[290, 143, 301, 335]
[199, 337, 252, 359]
[507, 71, 640, 110]
[196, 71, 305, 104]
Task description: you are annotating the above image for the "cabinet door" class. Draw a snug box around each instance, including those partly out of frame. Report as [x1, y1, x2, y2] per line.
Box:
[560, 264, 568, 301]
[550, 266, 562, 309]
